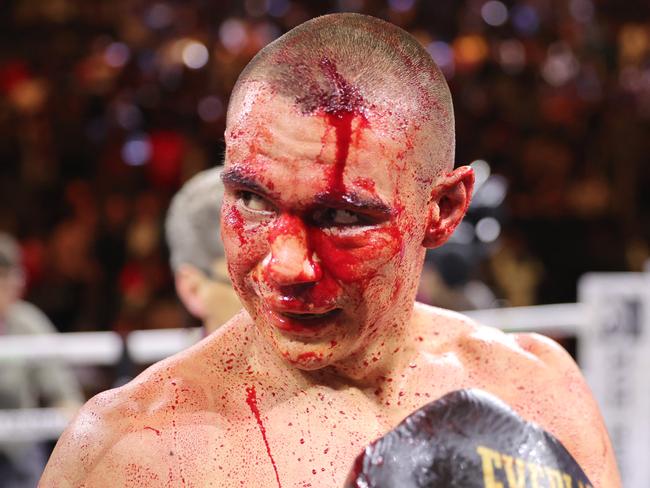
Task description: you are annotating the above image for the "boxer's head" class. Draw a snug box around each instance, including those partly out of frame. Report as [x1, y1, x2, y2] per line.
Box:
[221, 14, 473, 370]
[166, 168, 241, 332]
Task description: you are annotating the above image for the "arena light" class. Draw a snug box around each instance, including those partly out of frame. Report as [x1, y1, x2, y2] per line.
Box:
[542, 42, 579, 86]
[498, 39, 526, 74]
[144, 3, 173, 29]
[182, 41, 209, 70]
[220, 19, 247, 54]
[269, 0, 290, 17]
[114, 102, 143, 130]
[389, 0, 416, 13]
[197, 96, 224, 122]
[470, 159, 491, 190]
[481, 1, 509, 27]
[104, 42, 130, 68]
[427, 41, 455, 77]
[450, 220, 475, 245]
[512, 5, 539, 35]
[473, 175, 507, 208]
[569, 0, 595, 23]
[121, 134, 152, 166]
[245, 0, 270, 17]
[475, 217, 501, 243]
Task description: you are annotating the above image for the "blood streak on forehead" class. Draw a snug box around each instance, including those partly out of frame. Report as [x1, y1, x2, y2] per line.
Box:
[297, 57, 369, 200]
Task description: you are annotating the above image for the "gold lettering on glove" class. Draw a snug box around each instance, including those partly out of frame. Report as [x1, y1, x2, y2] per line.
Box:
[476, 446, 593, 488]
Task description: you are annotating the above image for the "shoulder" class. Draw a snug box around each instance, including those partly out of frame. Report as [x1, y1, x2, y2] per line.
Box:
[414, 305, 619, 484]
[40, 384, 135, 486]
[40, 348, 212, 485]
[414, 302, 572, 367]
[41, 318, 253, 485]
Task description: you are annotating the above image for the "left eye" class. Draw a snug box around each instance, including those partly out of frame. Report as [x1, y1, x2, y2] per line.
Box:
[237, 191, 275, 213]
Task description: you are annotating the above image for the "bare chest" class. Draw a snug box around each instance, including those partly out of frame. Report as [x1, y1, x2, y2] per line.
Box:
[100, 390, 389, 488]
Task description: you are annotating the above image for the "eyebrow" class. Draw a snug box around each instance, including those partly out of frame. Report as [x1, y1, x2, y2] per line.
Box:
[221, 167, 271, 196]
[222, 166, 393, 217]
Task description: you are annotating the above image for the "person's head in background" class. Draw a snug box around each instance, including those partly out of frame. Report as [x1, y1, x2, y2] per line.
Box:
[165, 168, 241, 334]
[0, 233, 24, 319]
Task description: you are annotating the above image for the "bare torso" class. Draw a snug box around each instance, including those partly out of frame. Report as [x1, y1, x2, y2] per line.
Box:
[41, 304, 619, 487]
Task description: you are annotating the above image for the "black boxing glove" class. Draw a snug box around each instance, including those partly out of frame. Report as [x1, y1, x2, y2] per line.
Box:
[344, 389, 593, 488]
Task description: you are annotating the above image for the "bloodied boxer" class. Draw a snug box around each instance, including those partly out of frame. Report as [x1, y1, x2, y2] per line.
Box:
[41, 14, 620, 487]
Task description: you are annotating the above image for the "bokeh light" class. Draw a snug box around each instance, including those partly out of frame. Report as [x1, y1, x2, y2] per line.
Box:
[498, 39, 526, 74]
[245, 0, 271, 17]
[427, 41, 455, 77]
[474, 176, 507, 208]
[269, 0, 290, 17]
[481, 1, 509, 27]
[114, 102, 143, 131]
[182, 41, 209, 70]
[144, 3, 174, 30]
[219, 19, 247, 54]
[476, 217, 501, 243]
[451, 221, 476, 245]
[122, 134, 152, 166]
[569, 0, 595, 24]
[470, 159, 491, 191]
[197, 96, 224, 122]
[388, 0, 416, 13]
[104, 42, 131, 68]
[542, 42, 580, 86]
[512, 5, 539, 35]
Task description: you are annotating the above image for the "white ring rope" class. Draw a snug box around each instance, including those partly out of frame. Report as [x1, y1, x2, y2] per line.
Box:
[0, 303, 586, 367]
[0, 303, 587, 443]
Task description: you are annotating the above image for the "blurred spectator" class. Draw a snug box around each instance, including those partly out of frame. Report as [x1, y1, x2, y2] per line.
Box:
[165, 167, 241, 335]
[0, 233, 83, 487]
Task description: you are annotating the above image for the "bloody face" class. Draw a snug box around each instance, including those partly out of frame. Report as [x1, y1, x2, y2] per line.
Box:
[221, 75, 432, 371]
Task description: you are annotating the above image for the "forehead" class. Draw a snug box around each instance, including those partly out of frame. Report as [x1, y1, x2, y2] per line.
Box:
[224, 88, 423, 204]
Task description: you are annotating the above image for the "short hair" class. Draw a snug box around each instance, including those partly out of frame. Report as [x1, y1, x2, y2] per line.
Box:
[0, 232, 21, 271]
[165, 168, 225, 274]
[227, 13, 455, 176]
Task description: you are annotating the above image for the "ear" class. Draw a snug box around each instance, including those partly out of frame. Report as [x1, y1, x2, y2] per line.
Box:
[174, 264, 209, 319]
[422, 166, 475, 249]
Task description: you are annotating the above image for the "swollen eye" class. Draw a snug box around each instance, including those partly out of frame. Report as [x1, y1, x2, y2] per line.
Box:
[331, 209, 360, 225]
[239, 192, 274, 212]
[312, 208, 366, 227]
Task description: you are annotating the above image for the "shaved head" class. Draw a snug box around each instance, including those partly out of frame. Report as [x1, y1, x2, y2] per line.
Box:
[227, 13, 455, 180]
[220, 13, 474, 371]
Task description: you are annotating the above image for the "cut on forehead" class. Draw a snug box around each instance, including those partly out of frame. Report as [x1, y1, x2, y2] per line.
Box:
[227, 13, 455, 177]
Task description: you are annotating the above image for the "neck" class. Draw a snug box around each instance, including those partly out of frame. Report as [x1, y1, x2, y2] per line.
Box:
[328, 300, 416, 385]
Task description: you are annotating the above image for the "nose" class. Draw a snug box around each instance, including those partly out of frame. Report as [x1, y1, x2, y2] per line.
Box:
[263, 214, 322, 286]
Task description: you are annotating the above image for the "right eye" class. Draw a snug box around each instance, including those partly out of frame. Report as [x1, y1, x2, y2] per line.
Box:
[311, 208, 372, 228]
[237, 191, 275, 213]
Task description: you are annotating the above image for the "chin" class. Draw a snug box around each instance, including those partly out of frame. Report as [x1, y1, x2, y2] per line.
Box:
[271, 333, 349, 371]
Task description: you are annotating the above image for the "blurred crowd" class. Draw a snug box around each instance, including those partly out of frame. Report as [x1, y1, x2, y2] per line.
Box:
[1, 0, 649, 341]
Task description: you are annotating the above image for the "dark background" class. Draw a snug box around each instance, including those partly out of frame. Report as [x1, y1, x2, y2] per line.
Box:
[1, 0, 649, 342]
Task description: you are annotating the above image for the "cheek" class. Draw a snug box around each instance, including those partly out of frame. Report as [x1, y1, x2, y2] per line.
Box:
[308, 224, 404, 283]
[221, 203, 269, 276]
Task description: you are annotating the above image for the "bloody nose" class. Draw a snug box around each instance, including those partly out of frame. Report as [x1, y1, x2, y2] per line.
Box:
[264, 214, 322, 286]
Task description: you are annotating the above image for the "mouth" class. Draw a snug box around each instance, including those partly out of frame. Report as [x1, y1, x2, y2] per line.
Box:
[269, 308, 342, 335]
[279, 310, 341, 321]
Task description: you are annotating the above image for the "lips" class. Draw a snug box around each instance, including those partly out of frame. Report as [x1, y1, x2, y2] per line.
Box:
[268, 307, 342, 335]
[279, 309, 341, 321]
